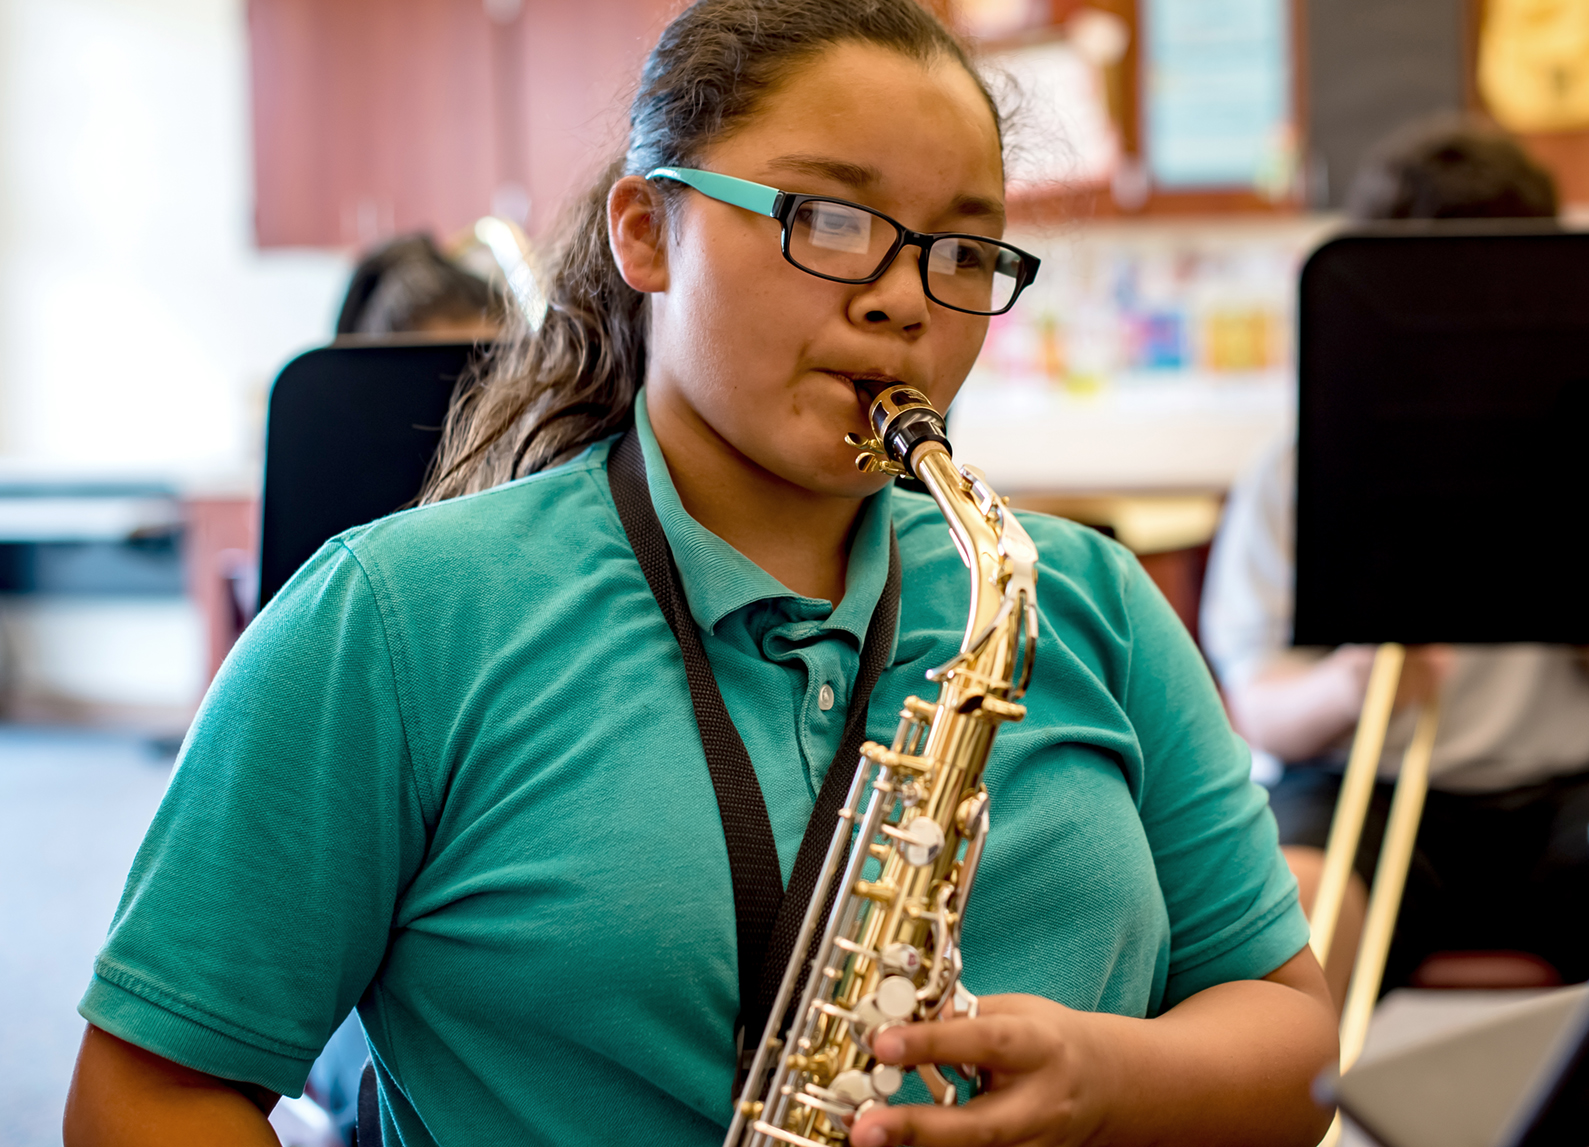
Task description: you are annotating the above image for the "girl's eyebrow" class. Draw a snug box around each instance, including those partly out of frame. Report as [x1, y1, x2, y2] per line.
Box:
[764, 153, 1005, 224]
[765, 154, 882, 188]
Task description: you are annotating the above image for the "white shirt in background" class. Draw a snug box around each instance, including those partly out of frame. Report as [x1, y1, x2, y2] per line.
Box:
[1201, 439, 1589, 793]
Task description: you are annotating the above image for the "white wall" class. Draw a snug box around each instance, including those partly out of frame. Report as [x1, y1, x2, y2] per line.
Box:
[0, 597, 205, 728]
[0, 0, 349, 483]
[0, 0, 350, 726]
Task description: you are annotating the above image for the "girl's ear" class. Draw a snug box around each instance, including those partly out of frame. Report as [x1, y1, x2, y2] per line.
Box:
[608, 175, 670, 293]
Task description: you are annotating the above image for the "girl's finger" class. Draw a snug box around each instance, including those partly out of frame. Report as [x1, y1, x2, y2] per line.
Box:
[871, 1014, 1048, 1074]
[849, 1087, 1043, 1147]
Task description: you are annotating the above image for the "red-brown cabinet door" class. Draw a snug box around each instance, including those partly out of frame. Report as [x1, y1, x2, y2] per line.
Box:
[248, 0, 675, 248]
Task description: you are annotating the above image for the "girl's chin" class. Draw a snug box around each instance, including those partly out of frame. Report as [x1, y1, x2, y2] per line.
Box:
[760, 442, 890, 499]
[801, 457, 895, 500]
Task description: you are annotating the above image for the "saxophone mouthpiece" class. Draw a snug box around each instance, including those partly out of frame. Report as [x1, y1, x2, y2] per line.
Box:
[865, 386, 951, 479]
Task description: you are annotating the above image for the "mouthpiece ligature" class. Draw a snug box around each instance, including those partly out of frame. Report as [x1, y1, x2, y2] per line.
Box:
[844, 387, 951, 479]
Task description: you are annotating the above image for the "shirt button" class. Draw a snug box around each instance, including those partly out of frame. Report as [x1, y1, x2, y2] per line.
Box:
[818, 683, 835, 711]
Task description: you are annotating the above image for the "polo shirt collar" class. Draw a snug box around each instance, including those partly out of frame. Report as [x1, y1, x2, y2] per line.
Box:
[633, 388, 893, 641]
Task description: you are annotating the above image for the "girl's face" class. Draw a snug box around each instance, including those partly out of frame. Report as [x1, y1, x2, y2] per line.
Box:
[620, 41, 1005, 500]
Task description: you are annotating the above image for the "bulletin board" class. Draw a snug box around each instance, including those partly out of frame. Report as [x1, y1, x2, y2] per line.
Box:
[1143, 0, 1293, 194]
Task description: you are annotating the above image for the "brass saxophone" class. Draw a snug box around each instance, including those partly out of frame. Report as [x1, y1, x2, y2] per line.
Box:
[725, 386, 1039, 1147]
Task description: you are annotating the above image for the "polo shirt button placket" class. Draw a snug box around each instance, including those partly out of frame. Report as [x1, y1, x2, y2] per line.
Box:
[818, 683, 835, 711]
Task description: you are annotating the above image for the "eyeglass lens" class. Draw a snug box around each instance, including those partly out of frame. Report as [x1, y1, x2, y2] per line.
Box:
[788, 200, 1021, 314]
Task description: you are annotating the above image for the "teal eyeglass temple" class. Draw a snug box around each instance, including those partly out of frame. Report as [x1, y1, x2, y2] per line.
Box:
[644, 165, 1041, 315]
[646, 166, 786, 217]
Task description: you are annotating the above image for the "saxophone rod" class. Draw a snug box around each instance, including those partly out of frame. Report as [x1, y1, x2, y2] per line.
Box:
[1308, 643, 1404, 967]
[726, 758, 888, 1146]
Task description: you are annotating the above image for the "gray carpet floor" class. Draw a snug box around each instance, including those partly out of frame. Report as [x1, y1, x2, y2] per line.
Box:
[0, 727, 174, 1147]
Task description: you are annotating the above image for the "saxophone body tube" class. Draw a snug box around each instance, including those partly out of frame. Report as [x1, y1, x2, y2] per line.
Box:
[726, 387, 1039, 1147]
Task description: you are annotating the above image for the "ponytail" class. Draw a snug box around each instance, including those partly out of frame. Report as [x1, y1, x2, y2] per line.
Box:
[420, 158, 646, 502]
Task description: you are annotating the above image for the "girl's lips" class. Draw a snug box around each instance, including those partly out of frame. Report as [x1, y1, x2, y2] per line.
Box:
[819, 370, 905, 404]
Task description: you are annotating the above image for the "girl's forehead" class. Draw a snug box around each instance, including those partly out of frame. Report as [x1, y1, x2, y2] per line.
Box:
[711, 43, 1003, 195]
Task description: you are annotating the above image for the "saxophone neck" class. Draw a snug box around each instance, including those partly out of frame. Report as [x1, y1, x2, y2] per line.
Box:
[857, 388, 1037, 684]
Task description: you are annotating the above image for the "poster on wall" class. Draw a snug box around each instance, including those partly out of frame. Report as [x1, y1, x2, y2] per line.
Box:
[1144, 0, 1293, 195]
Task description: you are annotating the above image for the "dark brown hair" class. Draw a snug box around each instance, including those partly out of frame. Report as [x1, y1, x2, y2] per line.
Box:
[1347, 114, 1559, 222]
[336, 233, 503, 336]
[421, 0, 999, 503]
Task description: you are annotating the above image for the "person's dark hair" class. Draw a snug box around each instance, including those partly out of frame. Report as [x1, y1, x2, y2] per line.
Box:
[1346, 114, 1559, 222]
[421, 0, 1000, 503]
[336, 233, 502, 336]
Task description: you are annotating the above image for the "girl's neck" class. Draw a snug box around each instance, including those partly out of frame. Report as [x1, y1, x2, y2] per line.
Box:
[644, 391, 862, 604]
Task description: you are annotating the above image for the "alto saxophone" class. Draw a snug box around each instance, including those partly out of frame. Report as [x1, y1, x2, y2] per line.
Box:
[725, 386, 1039, 1147]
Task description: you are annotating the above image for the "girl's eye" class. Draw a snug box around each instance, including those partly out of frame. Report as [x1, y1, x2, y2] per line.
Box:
[799, 202, 874, 255]
[929, 239, 992, 276]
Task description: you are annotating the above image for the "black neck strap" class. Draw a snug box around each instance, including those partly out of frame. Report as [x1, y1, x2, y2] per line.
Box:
[607, 427, 901, 1068]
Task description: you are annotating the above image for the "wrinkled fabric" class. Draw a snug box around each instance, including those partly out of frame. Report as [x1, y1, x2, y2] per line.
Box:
[82, 395, 1306, 1146]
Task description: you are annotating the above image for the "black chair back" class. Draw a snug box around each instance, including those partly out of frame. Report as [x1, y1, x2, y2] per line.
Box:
[258, 342, 485, 610]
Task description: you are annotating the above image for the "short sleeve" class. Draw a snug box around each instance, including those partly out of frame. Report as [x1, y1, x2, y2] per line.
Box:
[1122, 559, 1309, 1009]
[77, 540, 431, 1097]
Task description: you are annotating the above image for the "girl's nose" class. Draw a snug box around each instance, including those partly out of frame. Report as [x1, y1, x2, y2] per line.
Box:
[847, 244, 930, 335]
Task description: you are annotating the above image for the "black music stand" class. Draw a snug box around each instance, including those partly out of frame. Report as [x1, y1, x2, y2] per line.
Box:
[257, 341, 486, 609]
[1293, 226, 1589, 1147]
[1294, 223, 1589, 646]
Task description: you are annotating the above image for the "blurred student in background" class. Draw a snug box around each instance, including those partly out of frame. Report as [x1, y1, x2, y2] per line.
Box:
[335, 232, 505, 340]
[1201, 115, 1589, 1008]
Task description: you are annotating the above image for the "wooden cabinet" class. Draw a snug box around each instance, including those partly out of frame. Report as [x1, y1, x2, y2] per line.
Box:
[248, 0, 675, 247]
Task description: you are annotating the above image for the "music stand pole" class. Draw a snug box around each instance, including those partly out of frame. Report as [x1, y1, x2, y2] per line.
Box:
[1338, 699, 1441, 1069]
[1309, 644, 1404, 966]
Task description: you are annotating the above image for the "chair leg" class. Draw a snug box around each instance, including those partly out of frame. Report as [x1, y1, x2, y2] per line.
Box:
[357, 1059, 381, 1147]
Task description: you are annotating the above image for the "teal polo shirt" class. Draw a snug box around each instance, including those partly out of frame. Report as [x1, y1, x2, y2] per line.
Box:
[80, 393, 1307, 1146]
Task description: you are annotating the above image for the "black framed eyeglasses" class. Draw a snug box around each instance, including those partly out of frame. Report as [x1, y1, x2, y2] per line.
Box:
[646, 166, 1041, 316]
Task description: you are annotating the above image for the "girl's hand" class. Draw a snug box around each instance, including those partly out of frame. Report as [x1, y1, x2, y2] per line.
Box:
[848, 993, 1110, 1147]
[846, 949, 1336, 1147]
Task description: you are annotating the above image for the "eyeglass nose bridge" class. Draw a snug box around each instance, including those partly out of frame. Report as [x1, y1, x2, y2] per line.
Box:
[859, 226, 944, 297]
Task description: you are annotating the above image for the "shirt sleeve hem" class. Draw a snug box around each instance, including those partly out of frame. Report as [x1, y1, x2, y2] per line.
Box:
[78, 970, 317, 1097]
[1160, 899, 1312, 1011]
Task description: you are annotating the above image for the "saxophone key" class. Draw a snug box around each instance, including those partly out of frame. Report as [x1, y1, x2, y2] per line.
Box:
[880, 942, 923, 977]
[791, 1090, 853, 1119]
[874, 975, 918, 1019]
[824, 1065, 900, 1107]
[974, 694, 1027, 723]
[871, 1064, 905, 1097]
[881, 817, 945, 866]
